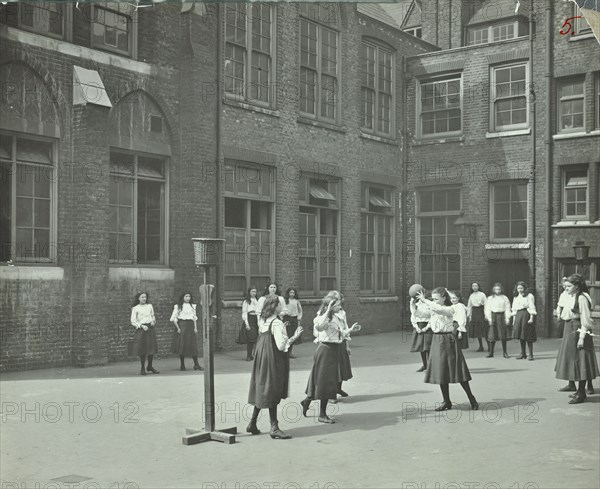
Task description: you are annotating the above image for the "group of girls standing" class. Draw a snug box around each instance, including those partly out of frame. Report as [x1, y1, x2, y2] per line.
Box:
[246, 289, 361, 439]
[129, 291, 203, 375]
[240, 283, 303, 361]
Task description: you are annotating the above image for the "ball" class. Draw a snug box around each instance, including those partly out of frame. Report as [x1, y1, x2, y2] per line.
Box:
[409, 284, 425, 298]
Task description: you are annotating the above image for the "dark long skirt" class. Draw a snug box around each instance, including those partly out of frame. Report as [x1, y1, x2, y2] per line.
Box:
[453, 321, 469, 350]
[410, 323, 433, 352]
[283, 315, 301, 345]
[468, 306, 485, 339]
[305, 342, 340, 400]
[171, 319, 198, 356]
[237, 315, 259, 344]
[133, 324, 158, 356]
[487, 312, 509, 341]
[425, 333, 472, 385]
[555, 319, 600, 382]
[338, 339, 353, 382]
[248, 330, 290, 409]
[512, 309, 537, 342]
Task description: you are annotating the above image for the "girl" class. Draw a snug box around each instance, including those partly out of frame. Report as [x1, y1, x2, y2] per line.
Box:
[555, 274, 599, 404]
[416, 288, 478, 411]
[484, 283, 512, 358]
[410, 292, 433, 372]
[467, 282, 487, 352]
[130, 292, 159, 375]
[241, 287, 260, 361]
[283, 287, 303, 359]
[257, 282, 288, 318]
[449, 290, 469, 350]
[301, 292, 351, 423]
[170, 291, 202, 371]
[247, 296, 303, 439]
[511, 282, 537, 361]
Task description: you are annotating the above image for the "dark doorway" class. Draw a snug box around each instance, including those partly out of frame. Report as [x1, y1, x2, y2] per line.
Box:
[488, 259, 531, 296]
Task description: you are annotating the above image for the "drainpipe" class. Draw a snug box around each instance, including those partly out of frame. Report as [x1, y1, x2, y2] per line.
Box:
[215, 3, 223, 347]
[529, 0, 536, 293]
[544, 0, 554, 336]
[401, 55, 409, 332]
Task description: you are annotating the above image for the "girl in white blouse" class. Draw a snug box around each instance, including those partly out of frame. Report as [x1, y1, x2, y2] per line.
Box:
[467, 282, 487, 352]
[170, 291, 202, 371]
[409, 295, 432, 372]
[449, 290, 469, 350]
[283, 287, 303, 359]
[241, 287, 260, 361]
[416, 288, 478, 411]
[247, 296, 303, 439]
[511, 282, 537, 361]
[130, 292, 159, 375]
[555, 274, 599, 404]
[484, 283, 512, 358]
[257, 282, 288, 318]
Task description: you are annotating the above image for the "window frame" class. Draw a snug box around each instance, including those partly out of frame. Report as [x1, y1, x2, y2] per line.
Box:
[109, 150, 169, 266]
[416, 74, 463, 139]
[361, 39, 396, 138]
[489, 180, 530, 243]
[595, 74, 600, 130]
[298, 5, 342, 124]
[224, 3, 276, 108]
[573, 6, 593, 37]
[90, 3, 138, 59]
[465, 19, 527, 46]
[403, 27, 422, 39]
[490, 62, 529, 132]
[14, 2, 73, 41]
[0, 131, 58, 263]
[557, 259, 600, 311]
[223, 162, 275, 298]
[557, 77, 586, 134]
[562, 167, 589, 221]
[360, 183, 395, 295]
[298, 174, 341, 297]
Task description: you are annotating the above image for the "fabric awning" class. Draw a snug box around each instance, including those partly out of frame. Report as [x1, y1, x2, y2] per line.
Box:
[369, 195, 392, 208]
[309, 184, 336, 201]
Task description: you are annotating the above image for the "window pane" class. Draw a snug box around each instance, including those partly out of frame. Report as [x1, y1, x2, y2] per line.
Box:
[250, 200, 271, 230]
[16, 197, 33, 227]
[225, 198, 246, 228]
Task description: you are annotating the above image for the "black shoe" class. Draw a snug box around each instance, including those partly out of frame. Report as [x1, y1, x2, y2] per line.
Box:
[318, 415, 335, 424]
[470, 399, 479, 410]
[140, 368, 147, 376]
[180, 365, 186, 371]
[193, 364, 203, 371]
[246, 357, 253, 362]
[528, 355, 534, 361]
[417, 365, 426, 372]
[568, 395, 586, 404]
[503, 353, 509, 359]
[289, 354, 297, 359]
[516, 353, 526, 360]
[300, 398, 311, 417]
[476, 346, 484, 352]
[486, 353, 494, 358]
[147, 367, 160, 374]
[246, 422, 261, 435]
[558, 385, 577, 392]
[338, 389, 349, 397]
[435, 401, 452, 411]
[270, 421, 292, 439]
[587, 387, 595, 395]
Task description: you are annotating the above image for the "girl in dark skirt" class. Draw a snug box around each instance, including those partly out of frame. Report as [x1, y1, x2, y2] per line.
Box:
[484, 283, 512, 358]
[301, 291, 346, 424]
[449, 290, 469, 350]
[467, 282, 487, 352]
[130, 292, 159, 375]
[555, 274, 599, 404]
[416, 288, 478, 411]
[410, 294, 433, 372]
[170, 291, 202, 371]
[511, 282, 537, 361]
[283, 287, 303, 359]
[241, 287, 260, 361]
[247, 296, 303, 439]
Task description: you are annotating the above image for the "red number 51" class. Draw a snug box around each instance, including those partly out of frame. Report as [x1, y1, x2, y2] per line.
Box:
[560, 16, 582, 35]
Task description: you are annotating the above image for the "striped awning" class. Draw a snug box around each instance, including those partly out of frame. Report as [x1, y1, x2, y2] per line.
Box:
[369, 195, 392, 208]
[309, 184, 336, 201]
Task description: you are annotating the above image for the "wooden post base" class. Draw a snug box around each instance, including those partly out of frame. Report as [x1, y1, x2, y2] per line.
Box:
[182, 427, 237, 445]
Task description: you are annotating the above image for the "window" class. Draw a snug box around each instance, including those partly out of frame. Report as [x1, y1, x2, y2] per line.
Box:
[4, 2, 71, 40]
[224, 3, 274, 106]
[299, 175, 340, 296]
[574, 7, 592, 36]
[361, 184, 394, 294]
[403, 27, 422, 38]
[419, 76, 461, 137]
[491, 63, 528, 131]
[299, 4, 340, 122]
[224, 162, 274, 297]
[109, 151, 167, 264]
[562, 168, 588, 220]
[361, 40, 394, 136]
[0, 133, 55, 262]
[417, 189, 461, 290]
[91, 3, 137, 58]
[558, 78, 585, 132]
[466, 21, 527, 46]
[558, 260, 600, 311]
[490, 181, 528, 242]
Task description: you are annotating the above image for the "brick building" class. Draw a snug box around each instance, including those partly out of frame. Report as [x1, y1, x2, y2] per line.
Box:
[1, 1, 598, 372]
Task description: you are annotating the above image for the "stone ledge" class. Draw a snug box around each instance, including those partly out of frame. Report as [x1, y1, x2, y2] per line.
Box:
[0, 266, 64, 280]
[359, 296, 399, 303]
[109, 267, 175, 281]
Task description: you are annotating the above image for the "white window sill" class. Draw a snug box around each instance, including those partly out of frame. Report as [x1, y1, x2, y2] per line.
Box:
[1, 26, 151, 75]
[485, 243, 531, 250]
[413, 135, 465, 145]
[297, 117, 347, 134]
[553, 131, 600, 140]
[568, 33, 596, 42]
[0, 265, 64, 280]
[109, 267, 175, 281]
[552, 221, 600, 228]
[360, 132, 398, 145]
[223, 300, 243, 308]
[359, 296, 399, 303]
[486, 128, 531, 138]
[223, 98, 280, 117]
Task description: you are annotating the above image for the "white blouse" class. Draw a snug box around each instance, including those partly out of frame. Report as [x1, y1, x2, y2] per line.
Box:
[467, 291, 487, 319]
[131, 304, 155, 328]
[285, 298, 303, 320]
[257, 295, 288, 317]
[426, 303, 455, 333]
[559, 292, 594, 334]
[556, 290, 570, 316]
[258, 316, 292, 352]
[484, 295, 511, 324]
[452, 303, 468, 332]
[170, 303, 197, 322]
[511, 294, 537, 317]
[241, 298, 260, 324]
[313, 311, 344, 344]
[410, 300, 431, 330]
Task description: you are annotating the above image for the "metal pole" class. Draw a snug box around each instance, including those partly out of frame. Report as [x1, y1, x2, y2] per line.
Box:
[203, 266, 215, 433]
